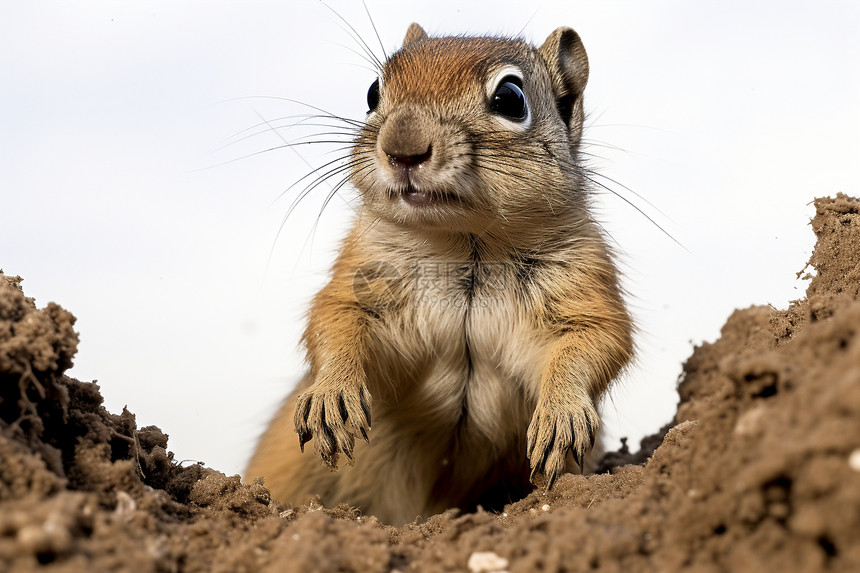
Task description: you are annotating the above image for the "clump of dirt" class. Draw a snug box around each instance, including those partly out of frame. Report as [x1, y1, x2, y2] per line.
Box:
[2, 194, 859, 572]
[0, 272, 284, 571]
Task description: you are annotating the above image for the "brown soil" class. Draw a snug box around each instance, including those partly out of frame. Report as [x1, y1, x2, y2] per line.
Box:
[2, 194, 859, 573]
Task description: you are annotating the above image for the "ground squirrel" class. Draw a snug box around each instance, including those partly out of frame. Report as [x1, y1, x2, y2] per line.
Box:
[246, 23, 633, 525]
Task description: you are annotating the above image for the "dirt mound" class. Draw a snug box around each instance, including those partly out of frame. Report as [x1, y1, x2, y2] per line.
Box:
[2, 194, 859, 572]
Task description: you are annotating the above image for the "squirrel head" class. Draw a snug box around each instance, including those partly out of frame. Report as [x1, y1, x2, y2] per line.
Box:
[351, 24, 590, 236]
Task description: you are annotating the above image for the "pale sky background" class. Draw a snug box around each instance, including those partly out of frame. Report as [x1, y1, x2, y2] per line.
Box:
[2, 1, 858, 476]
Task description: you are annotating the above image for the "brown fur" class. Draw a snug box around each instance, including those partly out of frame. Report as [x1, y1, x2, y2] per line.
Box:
[246, 24, 633, 525]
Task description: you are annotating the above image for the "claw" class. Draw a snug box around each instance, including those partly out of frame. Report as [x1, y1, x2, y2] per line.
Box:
[585, 417, 596, 448]
[292, 380, 372, 467]
[543, 424, 557, 465]
[297, 429, 311, 453]
[526, 434, 534, 457]
[572, 448, 583, 470]
[338, 395, 349, 423]
[361, 394, 372, 429]
[545, 470, 558, 493]
[530, 449, 546, 481]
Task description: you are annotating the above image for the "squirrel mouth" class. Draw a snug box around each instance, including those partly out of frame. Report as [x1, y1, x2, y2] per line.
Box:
[398, 185, 459, 207]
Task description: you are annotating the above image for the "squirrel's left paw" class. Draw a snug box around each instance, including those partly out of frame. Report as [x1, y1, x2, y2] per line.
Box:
[526, 394, 597, 489]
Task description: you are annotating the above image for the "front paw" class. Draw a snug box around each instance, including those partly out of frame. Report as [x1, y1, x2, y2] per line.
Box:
[293, 379, 372, 469]
[526, 394, 598, 489]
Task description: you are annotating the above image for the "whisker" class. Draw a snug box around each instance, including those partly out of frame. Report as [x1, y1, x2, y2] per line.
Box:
[285, 157, 373, 219]
[577, 171, 689, 252]
[200, 138, 362, 170]
[325, 40, 384, 75]
[269, 151, 365, 208]
[317, 163, 372, 228]
[248, 106, 362, 220]
[215, 121, 363, 152]
[263, 156, 373, 278]
[354, 214, 383, 243]
[517, 7, 541, 38]
[302, 165, 368, 256]
[579, 167, 679, 225]
[361, 0, 387, 59]
[321, 1, 384, 71]
[587, 123, 675, 135]
[468, 146, 685, 250]
[218, 95, 368, 129]
[579, 138, 629, 154]
[251, 106, 364, 214]
[211, 113, 358, 152]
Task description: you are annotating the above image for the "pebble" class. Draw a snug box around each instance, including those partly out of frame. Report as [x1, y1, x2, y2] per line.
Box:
[468, 550, 509, 573]
[849, 449, 860, 472]
[734, 406, 767, 436]
[114, 491, 136, 520]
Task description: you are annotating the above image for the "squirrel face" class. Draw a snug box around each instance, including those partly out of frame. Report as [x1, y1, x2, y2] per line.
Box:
[351, 25, 591, 235]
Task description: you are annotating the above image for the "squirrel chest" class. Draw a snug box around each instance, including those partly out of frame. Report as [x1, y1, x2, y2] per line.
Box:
[357, 229, 549, 445]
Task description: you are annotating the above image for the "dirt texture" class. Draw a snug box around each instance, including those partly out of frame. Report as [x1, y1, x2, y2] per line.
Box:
[1, 194, 859, 572]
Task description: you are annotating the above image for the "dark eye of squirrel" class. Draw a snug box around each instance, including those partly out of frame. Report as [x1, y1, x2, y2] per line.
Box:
[367, 78, 380, 113]
[490, 76, 527, 120]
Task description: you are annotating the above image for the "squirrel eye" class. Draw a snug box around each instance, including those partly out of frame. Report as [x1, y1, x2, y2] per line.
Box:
[367, 78, 380, 113]
[490, 76, 527, 120]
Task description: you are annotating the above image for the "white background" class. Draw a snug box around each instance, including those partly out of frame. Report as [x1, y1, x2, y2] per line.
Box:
[2, 1, 858, 475]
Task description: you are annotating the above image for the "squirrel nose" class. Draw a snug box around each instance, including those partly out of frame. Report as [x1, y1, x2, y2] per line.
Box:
[378, 108, 433, 169]
[386, 146, 432, 168]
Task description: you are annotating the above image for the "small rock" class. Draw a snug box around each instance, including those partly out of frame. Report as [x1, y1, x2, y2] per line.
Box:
[734, 406, 767, 436]
[849, 449, 860, 472]
[468, 550, 509, 573]
[114, 491, 136, 520]
[17, 524, 49, 554]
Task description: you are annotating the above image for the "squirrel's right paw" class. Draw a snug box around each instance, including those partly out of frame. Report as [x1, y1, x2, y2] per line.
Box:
[294, 380, 372, 468]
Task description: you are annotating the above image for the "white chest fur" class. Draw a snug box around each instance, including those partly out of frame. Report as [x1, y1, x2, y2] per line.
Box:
[366, 253, 546, 450]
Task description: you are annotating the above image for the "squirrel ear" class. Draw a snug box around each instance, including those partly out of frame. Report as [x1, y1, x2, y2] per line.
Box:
[539, 27, 589, 95]
[539, 27, 589, 127]
[403, 23, 428, 46]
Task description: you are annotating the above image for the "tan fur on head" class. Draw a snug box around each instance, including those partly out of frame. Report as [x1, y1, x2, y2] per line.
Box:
[246, 23, 633, 526]
[357, 30, 593, 236]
